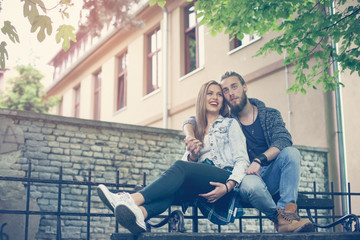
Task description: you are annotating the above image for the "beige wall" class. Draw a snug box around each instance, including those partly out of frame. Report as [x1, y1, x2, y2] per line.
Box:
[44, 0, 360, 213]
[342, 70, 360, 213]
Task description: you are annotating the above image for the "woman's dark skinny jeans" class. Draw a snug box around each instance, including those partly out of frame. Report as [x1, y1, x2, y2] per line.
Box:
[139, 160, 231, 219]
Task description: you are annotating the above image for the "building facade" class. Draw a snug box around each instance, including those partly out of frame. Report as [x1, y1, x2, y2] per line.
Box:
[44, 0, 360, 213]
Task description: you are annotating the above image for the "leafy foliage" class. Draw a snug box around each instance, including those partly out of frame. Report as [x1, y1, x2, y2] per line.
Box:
[56, 25, 77, 51]
[0, 0, 139, 69]
[1, 20, 19, 69]
[78, 0, 141, 37]
[154, 0, 359, 93]
[1, 21, 20, 43]
[0, 64, 60, 113]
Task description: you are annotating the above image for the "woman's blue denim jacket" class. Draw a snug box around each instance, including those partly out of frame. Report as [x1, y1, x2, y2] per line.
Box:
[182, 115, 249, 185]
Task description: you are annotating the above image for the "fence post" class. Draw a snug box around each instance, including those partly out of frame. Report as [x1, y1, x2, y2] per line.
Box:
[331, 182, 335, 232]
[24, 160, 32, 240]
[57, 166, 63, 240]
[313, 182, 318, 228]
[87, 169, 92, 240]
[115, 170, 120, 233]
[348, 182, 352, 214]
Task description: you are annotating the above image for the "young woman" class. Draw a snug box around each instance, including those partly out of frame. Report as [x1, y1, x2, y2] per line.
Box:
[97, 80, 249, 235]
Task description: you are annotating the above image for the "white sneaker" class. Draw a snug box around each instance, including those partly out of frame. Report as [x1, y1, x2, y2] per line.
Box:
[97, 184, 124, 213]
[115, 195, 146, 235]
[97, 184, 146, 235]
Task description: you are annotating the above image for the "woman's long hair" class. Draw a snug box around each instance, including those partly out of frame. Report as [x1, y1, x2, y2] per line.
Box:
[195, 80, 229, 142]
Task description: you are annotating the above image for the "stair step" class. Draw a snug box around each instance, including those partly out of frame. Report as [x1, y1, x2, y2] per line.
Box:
[111, 232, 360, 240]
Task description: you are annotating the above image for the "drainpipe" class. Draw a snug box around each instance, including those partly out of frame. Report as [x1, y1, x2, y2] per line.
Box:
[162, 6, 169, 129]
[284, 50, 291, 132]
[328, 1, 348, 215]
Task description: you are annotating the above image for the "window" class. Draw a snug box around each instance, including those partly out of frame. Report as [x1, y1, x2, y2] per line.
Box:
[93, 71, 101, 120]
[146, 27, 161, 94]
[230, 35, 242, 50]
[117, 52, 127, 110]
[58, 97, 63, 116]
[184, 3, 200, 74]
[230, 34, 260, 51]
[74, 85, 80, 118]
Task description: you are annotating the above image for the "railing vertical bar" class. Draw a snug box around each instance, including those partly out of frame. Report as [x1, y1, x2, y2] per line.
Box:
[331, 182, 335, 232]
[57, 166, 63, 240]
[143, 172, 146, 188]
[218, 224, 221, 233]
[87, 169, 92, 240]
[168, 206, 172, 232]
[24, 160, 32, 240]
[259, 211, 263, 233]
[142, 172, 150, 232]
[347, 182, 352, 214]
[239, 217, 243, 233]
[193, 206, 198, 232]
[313, 182, 318, 227]
[115, 170, 120, 233]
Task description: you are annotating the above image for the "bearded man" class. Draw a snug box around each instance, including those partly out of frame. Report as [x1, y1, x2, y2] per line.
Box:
[183, 71, 314, 233]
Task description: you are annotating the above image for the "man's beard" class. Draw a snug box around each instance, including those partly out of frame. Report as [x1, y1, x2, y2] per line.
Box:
[229, 91, 248, 116]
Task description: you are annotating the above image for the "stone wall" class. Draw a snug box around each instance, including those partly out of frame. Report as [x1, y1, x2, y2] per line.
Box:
[0, 108, 328, 239]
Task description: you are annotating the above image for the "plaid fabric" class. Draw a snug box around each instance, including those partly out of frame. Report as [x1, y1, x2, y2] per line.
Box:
[190, 159, 245, 225]
[195, 186, 244, 225]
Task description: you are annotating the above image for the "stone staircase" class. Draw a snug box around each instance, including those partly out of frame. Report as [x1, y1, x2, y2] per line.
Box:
[111, 232, 360, 240]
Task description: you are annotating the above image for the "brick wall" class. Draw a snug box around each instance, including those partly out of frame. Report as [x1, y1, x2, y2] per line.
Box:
[0, 109, 328, 239]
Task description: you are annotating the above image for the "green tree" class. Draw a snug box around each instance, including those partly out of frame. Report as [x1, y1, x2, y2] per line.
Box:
[153, 0, 360, 93]
[0, 0, 139, 69]
[0, 64, 60, 113]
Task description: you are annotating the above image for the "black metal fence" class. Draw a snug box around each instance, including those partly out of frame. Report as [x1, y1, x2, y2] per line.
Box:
[0, 161, 144, 240]
[0, 161, 359, 240]
[147, 181, 360, 233]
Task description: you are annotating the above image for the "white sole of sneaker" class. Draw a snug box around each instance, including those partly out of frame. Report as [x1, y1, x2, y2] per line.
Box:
[97, 184, 115, 213]
[115, 203, 146, 235]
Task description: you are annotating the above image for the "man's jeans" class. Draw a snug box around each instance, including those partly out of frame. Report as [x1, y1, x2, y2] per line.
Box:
[238, 147, 301, 219]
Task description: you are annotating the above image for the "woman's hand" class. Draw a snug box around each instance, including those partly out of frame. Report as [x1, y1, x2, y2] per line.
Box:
[245, 162, 261, 178]
[184, 136, 202, 155]
[198, 182, 227, 203]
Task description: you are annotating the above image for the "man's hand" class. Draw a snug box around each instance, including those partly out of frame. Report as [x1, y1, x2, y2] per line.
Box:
[198, 182, 227, 203]
[246, 162, 261, 178]
[184, 136, 202, 155]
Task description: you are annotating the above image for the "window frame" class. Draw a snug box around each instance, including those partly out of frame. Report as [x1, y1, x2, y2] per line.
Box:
[184, 3, 200, 74]
[58, 97, 63, 116]
[74, 85, 81, 118]
[93, 70, 102, 120]
[229, 33, 261, 53]
[116, 52, 128, 111]
[146, 26, 162, 95]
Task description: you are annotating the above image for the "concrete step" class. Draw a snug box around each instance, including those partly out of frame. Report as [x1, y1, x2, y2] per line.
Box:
[111, 232, 360, 240]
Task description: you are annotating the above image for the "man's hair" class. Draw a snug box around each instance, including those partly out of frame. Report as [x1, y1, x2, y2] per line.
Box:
[221, 71, 246, 85]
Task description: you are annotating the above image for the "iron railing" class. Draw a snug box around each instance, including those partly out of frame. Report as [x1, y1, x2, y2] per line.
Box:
[0, 161, 359, 239]
[0, 161, 144, 240]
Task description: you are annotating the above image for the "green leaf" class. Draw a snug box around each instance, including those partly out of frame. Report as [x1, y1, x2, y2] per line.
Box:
[0, 41, 9, 70]
[56, 25, 77, 51]
[61, 0, 73, 7]
[1, 21, 20, 43]
[23, 0, 40, 24]
[149, 0, 157, 6]
[158, 0, 167, 7]
[30, 15, 53, 42]
[149, 0, 166, 7]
